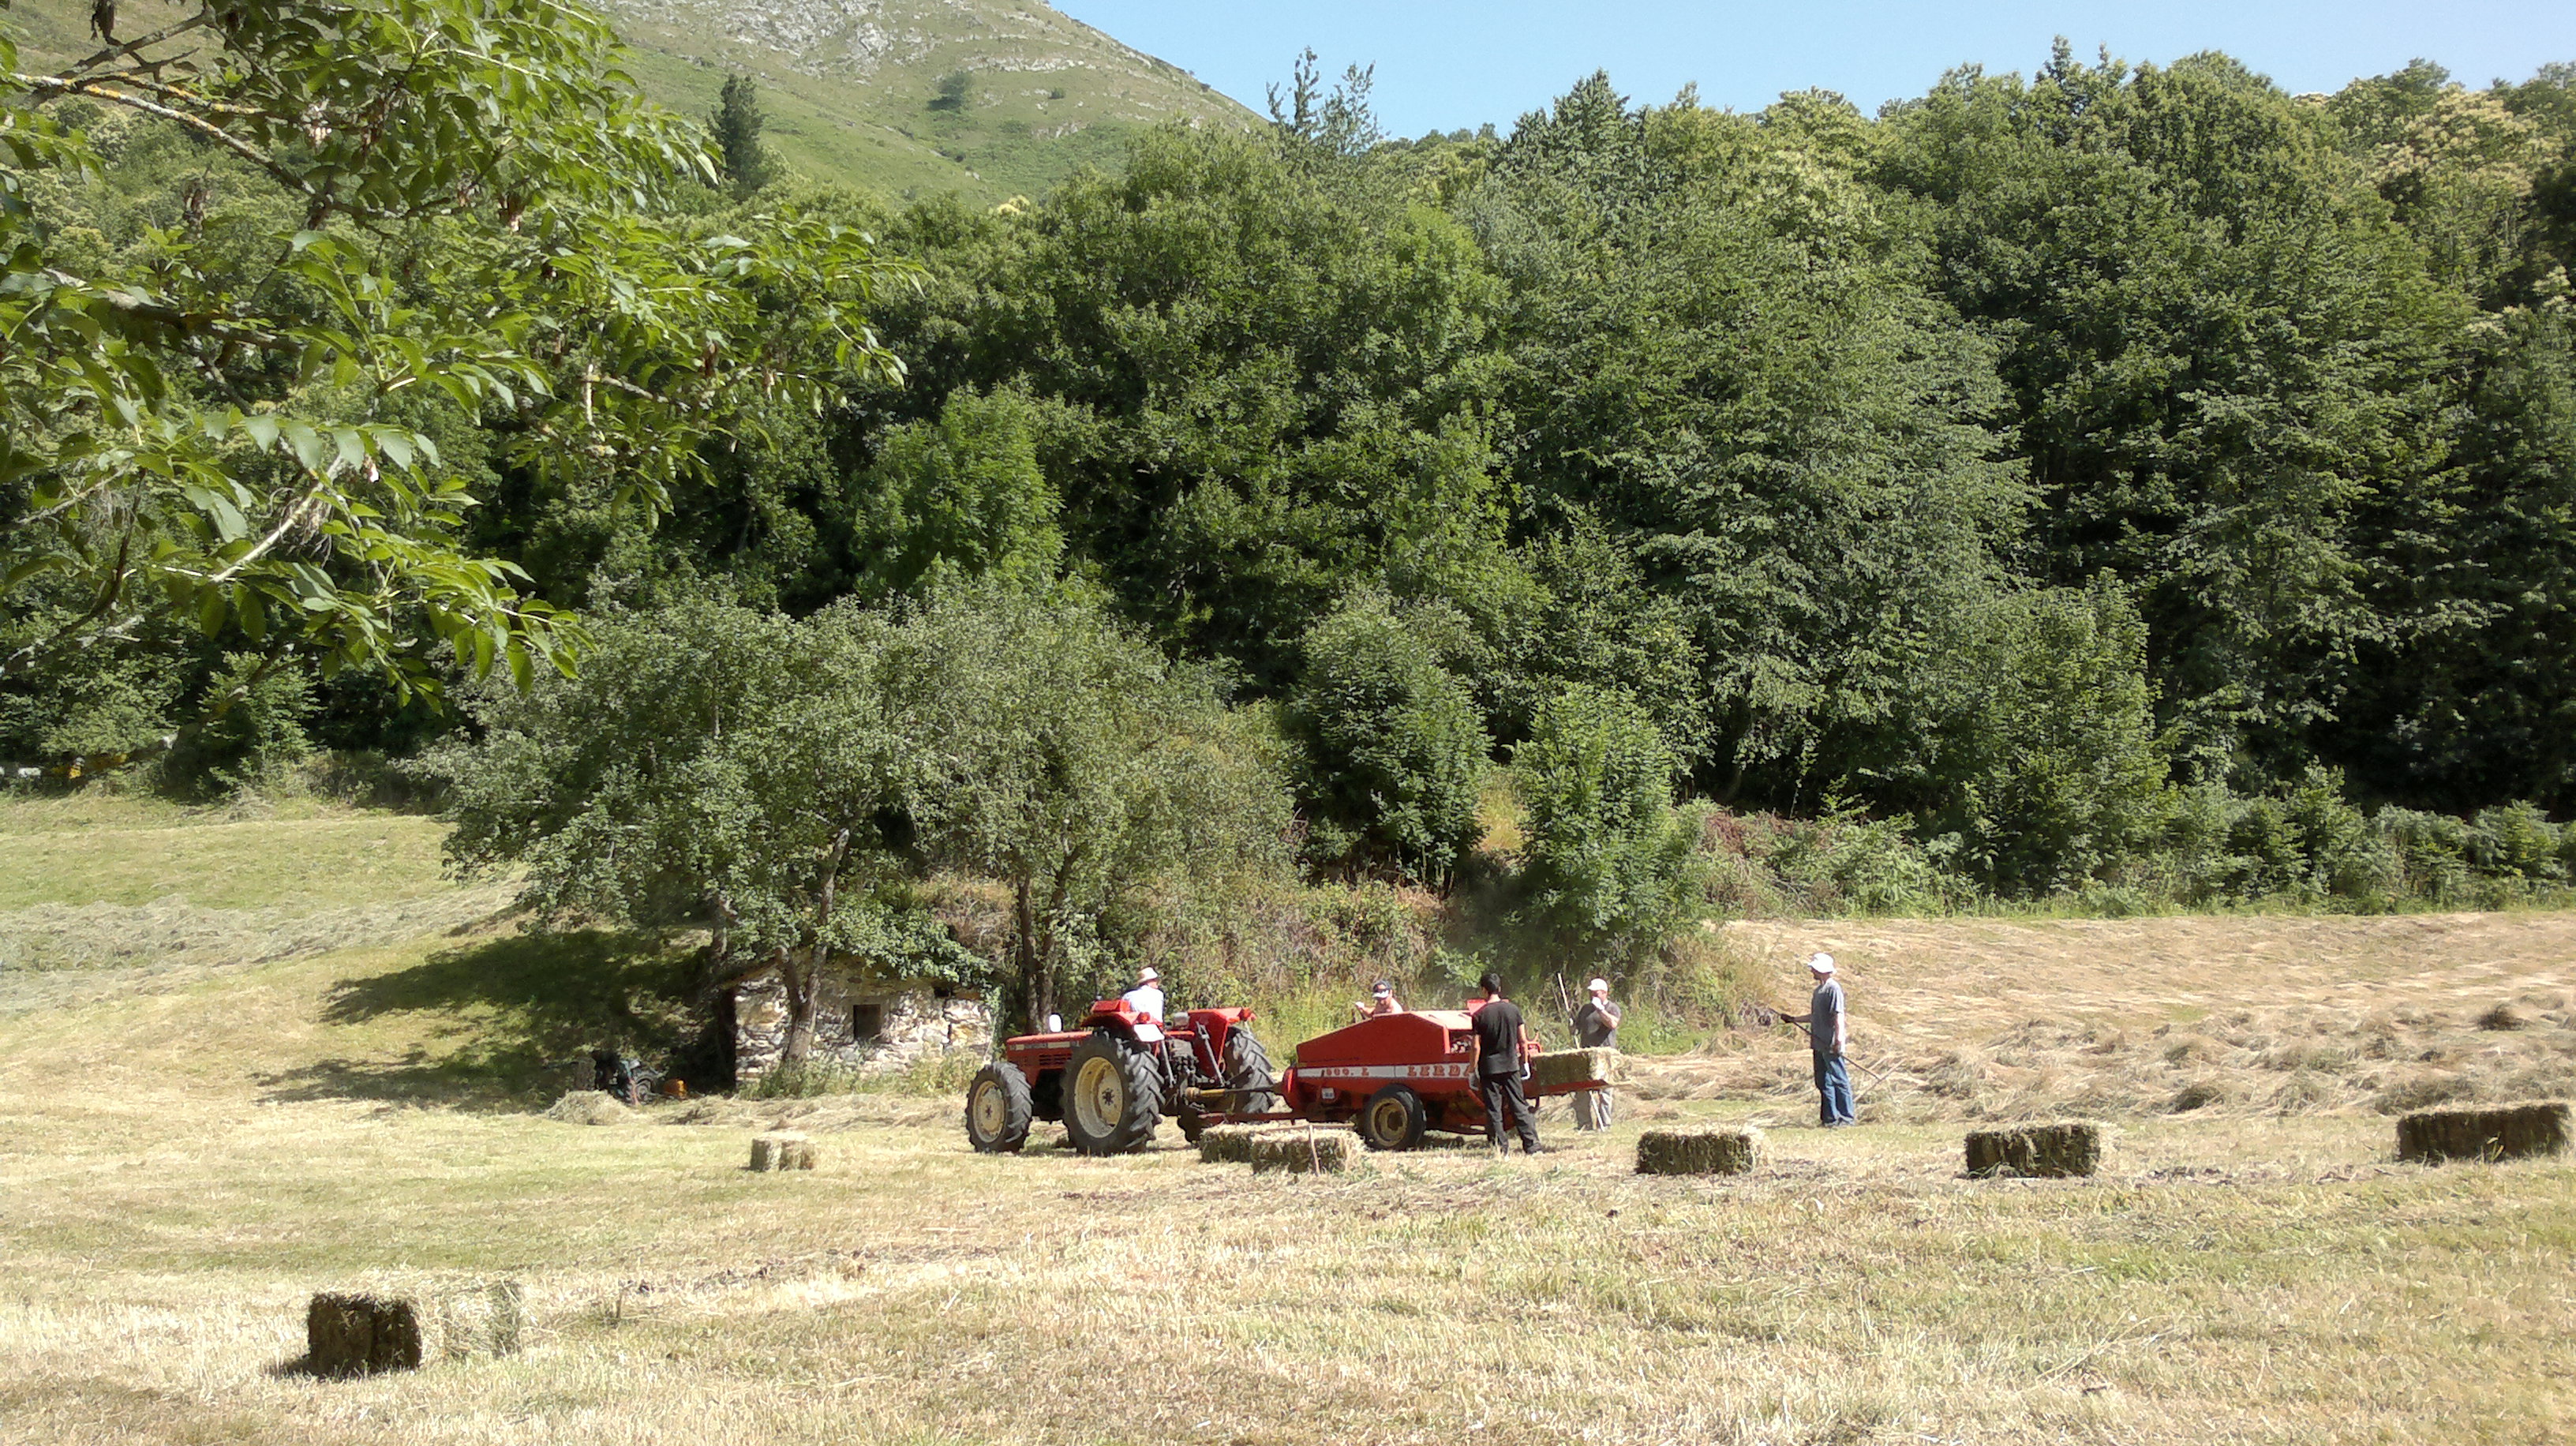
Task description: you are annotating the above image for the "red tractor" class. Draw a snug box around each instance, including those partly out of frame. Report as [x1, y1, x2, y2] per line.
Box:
[965, 999, 1604, 1155]
[963, 999, 1277, 1156]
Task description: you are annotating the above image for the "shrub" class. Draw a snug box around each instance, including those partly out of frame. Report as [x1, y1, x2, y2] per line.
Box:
[1284, 592, 1490, 878]
[1510, 685, 1700, 967]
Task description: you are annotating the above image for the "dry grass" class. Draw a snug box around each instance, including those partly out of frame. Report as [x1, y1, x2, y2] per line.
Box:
[2, 803, 2572, 1443]
[1623, 913, 2576, 1125]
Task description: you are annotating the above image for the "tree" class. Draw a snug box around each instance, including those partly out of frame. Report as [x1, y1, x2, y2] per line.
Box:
[847, 388, 1063, 603]
[434, 585, 1291, 1043]
[707, 72, 781, 201]
[899, 583, 1292, 1028]
[1, 0, 908, 725]
[1896, 579, 2170, 893]
[1282, 591, 1490, 878]
[1509, 684, 1699, 968]
[433, 597, 929, 1062]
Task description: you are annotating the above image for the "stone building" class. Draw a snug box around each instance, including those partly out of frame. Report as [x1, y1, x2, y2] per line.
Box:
[728, 971, 992, 1084]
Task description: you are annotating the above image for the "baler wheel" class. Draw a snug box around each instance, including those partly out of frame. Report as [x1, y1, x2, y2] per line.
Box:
[964, 1062, 1035, 1154]
[1222, 1025, 1277, 1118]
[1063, 1030, 1163, 1156]
[1358, 1083, 1428, 1152]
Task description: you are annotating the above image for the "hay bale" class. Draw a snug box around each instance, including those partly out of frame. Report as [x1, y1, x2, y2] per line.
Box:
[748, 1131, 817, 1171]
[1528, 1047, 1615, 1091]
[544, 1091, 630, 1126]
[1246, 1126, 1354, 1175]
[306, 1277, 524, 1377]
[2396, 1101, 2570, 1163]
[1196, 1124, 1264, 1164]
[1964, 1121, 2103, 1178]
[1635, 1126, 1767, 1176]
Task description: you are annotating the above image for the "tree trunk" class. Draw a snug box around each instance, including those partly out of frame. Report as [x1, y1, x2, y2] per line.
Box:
[783, 826, 854, 1066]
[777, 946, 815, 1063]
[1013, 874, 1051, 1030]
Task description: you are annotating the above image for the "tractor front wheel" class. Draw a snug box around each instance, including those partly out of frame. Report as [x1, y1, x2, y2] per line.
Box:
[964, 1062, 1035, 1153]
[1358, 1083, 1428, 1152]
[1063, 1031, 1163, 1156]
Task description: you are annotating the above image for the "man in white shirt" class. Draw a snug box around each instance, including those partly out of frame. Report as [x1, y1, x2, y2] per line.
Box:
[1119, 965, 1164, 1024]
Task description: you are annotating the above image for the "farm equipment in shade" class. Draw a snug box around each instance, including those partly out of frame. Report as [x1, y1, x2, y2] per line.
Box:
[963, 1000, 1604, 1156]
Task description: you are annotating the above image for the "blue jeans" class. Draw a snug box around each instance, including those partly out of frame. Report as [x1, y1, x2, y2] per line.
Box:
[1813, 1051, 1855, 1126]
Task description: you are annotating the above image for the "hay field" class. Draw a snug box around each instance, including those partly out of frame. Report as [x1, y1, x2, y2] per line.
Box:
[2, 804, 2572, 1444]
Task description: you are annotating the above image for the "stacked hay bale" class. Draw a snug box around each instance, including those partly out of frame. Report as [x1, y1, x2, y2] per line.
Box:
[1635, 1126, 1767, 1176]
[2396, 1101, 2570, 1163]
[1248, 1125, 1354, 1175]
[1196, 1124, 1264, 1164]
[748, 1131, 818, 1171]
[307, 1276, 523, 1377]
[1964, 1122, 2103, 1178]
[1528, 1048, 1615, 1092]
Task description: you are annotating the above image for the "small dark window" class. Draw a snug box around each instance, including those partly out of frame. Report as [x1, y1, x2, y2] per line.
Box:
[852, 1002, 883, 1043]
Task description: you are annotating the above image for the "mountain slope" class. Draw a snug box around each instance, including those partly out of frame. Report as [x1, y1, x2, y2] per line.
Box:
[4, 0, 1261, 200]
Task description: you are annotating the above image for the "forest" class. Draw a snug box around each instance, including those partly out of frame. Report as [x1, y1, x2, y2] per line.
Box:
[6, 4, 2576, 1034]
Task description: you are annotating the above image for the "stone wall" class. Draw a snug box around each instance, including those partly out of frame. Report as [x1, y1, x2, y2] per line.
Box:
[732, 970, 991, 1084]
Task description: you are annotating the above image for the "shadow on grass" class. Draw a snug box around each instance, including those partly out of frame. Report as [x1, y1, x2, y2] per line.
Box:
[256, 930, 698, 1109]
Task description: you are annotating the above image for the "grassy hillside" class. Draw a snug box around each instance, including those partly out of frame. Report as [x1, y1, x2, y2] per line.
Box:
[3, 0, 1260, 200]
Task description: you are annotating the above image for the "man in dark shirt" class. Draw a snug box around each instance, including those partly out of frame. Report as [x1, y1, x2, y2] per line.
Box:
[1571, 976, 1622, 1131]
[1468, 972, 1544, 1155]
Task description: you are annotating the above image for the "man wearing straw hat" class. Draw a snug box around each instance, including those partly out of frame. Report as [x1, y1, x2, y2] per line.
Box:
[1780, 952, 1855, 1127]
[1569, 976, 1622, 1131]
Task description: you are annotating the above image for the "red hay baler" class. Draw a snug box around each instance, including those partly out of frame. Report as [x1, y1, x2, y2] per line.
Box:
[964, 999, 1603, 1156]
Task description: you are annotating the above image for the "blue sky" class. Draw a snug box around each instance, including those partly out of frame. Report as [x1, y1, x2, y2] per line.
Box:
[1053, 2, 2576, 136]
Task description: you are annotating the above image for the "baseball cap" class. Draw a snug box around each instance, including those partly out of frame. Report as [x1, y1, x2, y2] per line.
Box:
[1586, 977, 1609, 993]
[1807, 952, 1836, 973]
[1372, 980, 1392, 996]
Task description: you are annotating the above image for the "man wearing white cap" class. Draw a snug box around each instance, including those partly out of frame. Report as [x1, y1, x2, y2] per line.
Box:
[1120, 965, 1164, 1025]
[1570, 976, 1623, 1131]
[1781, 953, 1855, 1126]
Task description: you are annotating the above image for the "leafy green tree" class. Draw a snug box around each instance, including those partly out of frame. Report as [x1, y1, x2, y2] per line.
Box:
[847, 388, 1062, 602]
[708, 72, 782, 201]
[434, 597, 927, 1060]
[1283, 591, 1490, 878]
[1, 0, 909, 717]
[1874, 46, 2459, 785]
[1898, 579, 2170, 893]
[865, 124, 1523, 689]
[897, 583, 1291, 1027]
[1509, 684, 1699, 968]
[1467, 75, 2025, 803]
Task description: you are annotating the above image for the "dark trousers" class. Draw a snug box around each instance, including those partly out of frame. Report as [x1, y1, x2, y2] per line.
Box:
[1813, 1051, 1855, 1126]
[1478, 1070, 1541, 1152]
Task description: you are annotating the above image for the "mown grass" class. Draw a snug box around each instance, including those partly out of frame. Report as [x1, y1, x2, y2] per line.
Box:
[2, 796, 2571, 1442]
[0, 790, 454, 912]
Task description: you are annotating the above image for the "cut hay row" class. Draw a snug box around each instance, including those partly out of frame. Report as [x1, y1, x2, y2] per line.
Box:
[1635, 1126, 1767, 1176]
[2396, 1101, 2570, 1163]
[545, 1091, 631, 1126]
[1964, 1122, 2104, 1178]
[306, 1276, 523, 1377]
[1529, 1047, 1615, 1091]
[748, 1131, 818, 1171]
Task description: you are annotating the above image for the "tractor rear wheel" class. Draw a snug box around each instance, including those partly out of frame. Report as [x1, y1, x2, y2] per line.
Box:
[1358, 1083, 1428, 1152]
[964, 1062, 1035, 1153]
[1222, 1025, 1277, 1117]
[1063, 1031, 1162, 1156]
